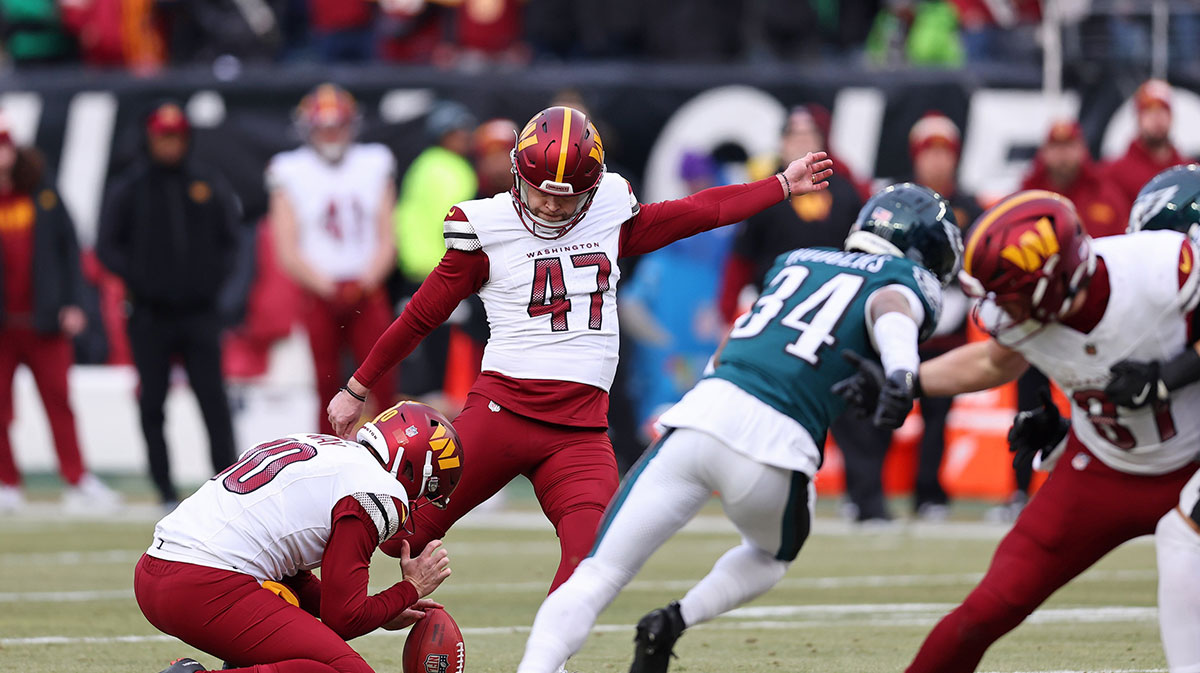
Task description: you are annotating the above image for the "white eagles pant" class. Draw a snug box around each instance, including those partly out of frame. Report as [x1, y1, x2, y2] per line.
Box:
[1158, 467, 1200, 673]
[516, 427, 815, 673]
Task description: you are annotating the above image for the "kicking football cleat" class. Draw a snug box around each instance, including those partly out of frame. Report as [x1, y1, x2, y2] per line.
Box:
[157, 657, 207, 673]
[630, 601, 686, 673]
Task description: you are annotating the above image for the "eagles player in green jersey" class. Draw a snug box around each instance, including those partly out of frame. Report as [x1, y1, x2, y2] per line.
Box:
[513, 183, 963, 673]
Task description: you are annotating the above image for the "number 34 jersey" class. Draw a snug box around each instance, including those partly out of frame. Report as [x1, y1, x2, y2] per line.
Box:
[147, 434, 409, 582]
[444, 172, 636, 392]
[993, 230, 1200, 475]
[706, 248, 941, 456]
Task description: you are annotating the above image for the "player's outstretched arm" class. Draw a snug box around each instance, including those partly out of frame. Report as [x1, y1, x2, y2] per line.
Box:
[920, 339, 1029, 398]
[619, 153, 834, 258]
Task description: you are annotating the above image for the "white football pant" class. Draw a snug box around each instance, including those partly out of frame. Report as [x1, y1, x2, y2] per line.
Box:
[1158, 467, 1200, 673]
[516, 427, 814, 673]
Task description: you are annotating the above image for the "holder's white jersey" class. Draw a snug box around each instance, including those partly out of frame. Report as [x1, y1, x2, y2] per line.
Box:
[443, 173, 637, 391]
[994, 231, 1200, 475]
[147, 433, 408, 582]
[266, 144, 395, 281]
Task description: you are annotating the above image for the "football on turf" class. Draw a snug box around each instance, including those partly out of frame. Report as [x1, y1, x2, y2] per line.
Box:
[403, 607, 465, 673]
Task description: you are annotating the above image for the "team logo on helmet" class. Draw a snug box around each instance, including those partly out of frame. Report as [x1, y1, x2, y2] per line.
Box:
[999, 217, 1059, 272]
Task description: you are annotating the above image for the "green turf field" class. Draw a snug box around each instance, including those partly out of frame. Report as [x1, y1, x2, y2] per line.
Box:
[0, 484, 1169, 673]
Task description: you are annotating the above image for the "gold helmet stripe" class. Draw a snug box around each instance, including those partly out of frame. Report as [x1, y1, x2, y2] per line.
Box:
[554, 108, 572, 184]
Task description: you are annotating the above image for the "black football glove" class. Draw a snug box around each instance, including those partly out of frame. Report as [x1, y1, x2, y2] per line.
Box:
[832, 350, 885, 415]
[874, 369, 918, 430]
[1007, 390, 1070, 472]
[1104, 360, 1167, 409]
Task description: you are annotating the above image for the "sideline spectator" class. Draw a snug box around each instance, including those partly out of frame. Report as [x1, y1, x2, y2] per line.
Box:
[0, 118, 120, 513]
[473, 118, 517, 199]
[98, 101, 239, 507]
[1020, 120, 1128, 238]
[268, 84, 397, 433]
[391, 100, 477, 402]
[1107, 79, 1192, 207]
[907, 112, 978, 520]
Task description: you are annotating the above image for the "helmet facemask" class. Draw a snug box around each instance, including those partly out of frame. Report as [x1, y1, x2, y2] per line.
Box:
[511, 150, 602, 240]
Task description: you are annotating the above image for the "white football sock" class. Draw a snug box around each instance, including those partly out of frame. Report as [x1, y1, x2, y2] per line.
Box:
[517, 558, 630, 673]
[1157, 508, 1200, 673]
[678, 542, 789, 627]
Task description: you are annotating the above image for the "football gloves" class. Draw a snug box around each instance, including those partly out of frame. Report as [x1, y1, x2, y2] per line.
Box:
[1008, 390, 1070, 472]
[1105, 347, 1200, 408]
[832, 350, 917, 430]
[1104, 360, 1167, 408]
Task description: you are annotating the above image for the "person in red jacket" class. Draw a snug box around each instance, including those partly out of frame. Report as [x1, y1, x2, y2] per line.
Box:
[1020, 120, 1127, 238]
[0, 118, 121, 514]
[327, 106, 834, 594]
[1107, 79, 1191, 206]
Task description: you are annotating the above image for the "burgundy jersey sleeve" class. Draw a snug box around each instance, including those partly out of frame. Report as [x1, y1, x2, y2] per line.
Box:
[354, 249, 489, 389]
[280, 569, 322, 617]
[319, 495, 418, 641]
[618, 176, 785, 258]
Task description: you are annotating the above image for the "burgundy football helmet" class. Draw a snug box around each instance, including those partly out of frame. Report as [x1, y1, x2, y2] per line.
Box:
[511, 106, 605, 239]
[960, 189, 1096, 326]
[294, 83, 359, 162]
[357, 401, 462, 511]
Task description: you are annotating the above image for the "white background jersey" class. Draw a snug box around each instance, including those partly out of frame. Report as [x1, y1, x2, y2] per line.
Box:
[447, 173, 636, 391]
[266, 144, 395, 281]
[148, 433, 408, 582]
[996, 231, 1200, 475]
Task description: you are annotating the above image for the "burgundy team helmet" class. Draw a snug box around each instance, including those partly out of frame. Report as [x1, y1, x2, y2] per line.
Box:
[357, 401, 463, 511]
[960, 189, 1096, 325]
[511, 106, 606, 239]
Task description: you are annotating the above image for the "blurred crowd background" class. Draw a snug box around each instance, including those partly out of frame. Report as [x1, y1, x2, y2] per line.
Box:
[2, 0, 1199, 520]
[0, 0, 1195, 72]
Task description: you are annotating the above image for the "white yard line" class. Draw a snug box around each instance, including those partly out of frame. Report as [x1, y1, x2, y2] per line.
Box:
[6, 505, 1148, 543]
[0, 568, 1159, 603]
[0, 604, 1160, 648]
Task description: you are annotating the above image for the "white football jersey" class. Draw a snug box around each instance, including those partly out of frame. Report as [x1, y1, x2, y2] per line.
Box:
[993, 231, 1200, 475]
[147, 433, 409, 582]
[443, 173, 637, 391]
[266, 143, 395, 281]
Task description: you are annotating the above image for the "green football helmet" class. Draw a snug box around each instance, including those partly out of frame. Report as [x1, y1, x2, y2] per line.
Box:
[845, 182, 964, 286]
[1128, 163, 1200, 241]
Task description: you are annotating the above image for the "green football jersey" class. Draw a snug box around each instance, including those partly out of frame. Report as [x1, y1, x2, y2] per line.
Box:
[712, 247, 942, 448]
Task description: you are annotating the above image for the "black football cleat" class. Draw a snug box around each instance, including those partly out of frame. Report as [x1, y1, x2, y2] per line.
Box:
[630, 601, 686, 673]
[157, 658, 207, 673]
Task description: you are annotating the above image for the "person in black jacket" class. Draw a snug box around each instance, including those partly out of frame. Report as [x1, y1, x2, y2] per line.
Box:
[0, 122, 121, 513]
[98, 101, 239, 507]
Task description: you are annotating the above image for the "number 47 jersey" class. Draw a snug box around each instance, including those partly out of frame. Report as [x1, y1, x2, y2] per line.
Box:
[444, 172, 636, 392]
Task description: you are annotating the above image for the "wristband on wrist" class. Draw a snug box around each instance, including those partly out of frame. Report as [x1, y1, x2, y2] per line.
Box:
[778, 173, 793, 200]
[339, 385, 367, 402]
[1163, 346, 1200, 391]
